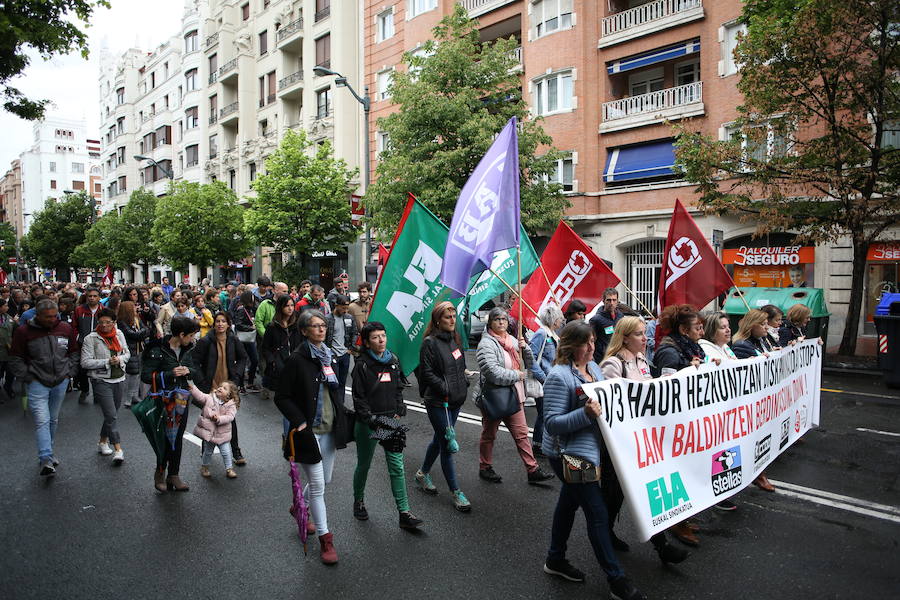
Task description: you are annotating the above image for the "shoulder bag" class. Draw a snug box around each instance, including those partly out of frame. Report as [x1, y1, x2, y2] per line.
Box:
[525, 334, 549, 399]
[475, 374, 519, 421]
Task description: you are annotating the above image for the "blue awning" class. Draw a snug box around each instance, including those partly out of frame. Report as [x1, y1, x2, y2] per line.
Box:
[604, 140, 677, 183]
[607, 38, 700, 74]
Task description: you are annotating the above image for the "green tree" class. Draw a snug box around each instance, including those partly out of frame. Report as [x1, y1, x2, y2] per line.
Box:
[245, 130, 359, 256]
[1, 1, 110, 120]
[22, 191, 93, 278]
[0, 222, 18, 264]
[674, 0, 900, 355]
[69, 211, 128, 270]
[366, 4, 568, 235]
[152, 180, 250, 270]
[119, 188, 160, 279]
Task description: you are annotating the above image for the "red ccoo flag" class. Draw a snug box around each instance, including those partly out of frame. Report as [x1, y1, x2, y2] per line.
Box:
[658, 199, 735, 311]
[512, 221, 620, 331]
[101, 264, 113, 287]
[0, 268, 6, 285]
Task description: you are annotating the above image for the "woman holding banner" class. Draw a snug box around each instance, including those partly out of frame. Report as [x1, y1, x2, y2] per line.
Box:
[600, 316, 690, 564]
[699, 312, 739, 363]
[476, 308, 554, 485]
[779, 304, 812, 346]
[528, 305, 565, 457]
[414, 301, 472, 512]
[542, 320, 646, 600]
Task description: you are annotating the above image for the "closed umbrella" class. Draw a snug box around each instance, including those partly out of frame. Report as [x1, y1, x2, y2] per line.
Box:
[287, 429, 309, 554]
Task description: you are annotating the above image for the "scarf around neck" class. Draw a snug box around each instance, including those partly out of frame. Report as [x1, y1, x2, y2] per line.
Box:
[488, 329, 521, 371]
[97, 325, 122, 353]
[307, 340, 337, 384]
[367, 348, 394, 364]
[670, 331, 705, 362]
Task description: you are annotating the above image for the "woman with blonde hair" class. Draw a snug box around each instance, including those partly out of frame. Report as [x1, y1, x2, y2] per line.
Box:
[413, 301, 471, 512]
[599, 317, 689, 563]
[732, 309, 777, 359]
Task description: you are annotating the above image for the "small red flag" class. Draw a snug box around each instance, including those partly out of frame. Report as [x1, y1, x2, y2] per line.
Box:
[658, 199, 734, 311]
[0, 268, 6, 285]
[512, 221, 621, 331]
[101, 264, 113, 287]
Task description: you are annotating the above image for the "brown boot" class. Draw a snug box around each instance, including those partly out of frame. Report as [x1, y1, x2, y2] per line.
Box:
[318, 532, 338, 564]
[753, 474, 775, 492]
[669, 522, 700, 547]
[166, 475, 190, 492]
[154, 467, 167, 492]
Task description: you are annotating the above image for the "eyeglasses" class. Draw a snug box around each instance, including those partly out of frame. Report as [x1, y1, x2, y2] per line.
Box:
[307, 323, 327, 329]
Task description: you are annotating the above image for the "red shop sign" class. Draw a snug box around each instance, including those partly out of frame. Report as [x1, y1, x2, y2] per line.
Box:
[867, 243, 900, 262]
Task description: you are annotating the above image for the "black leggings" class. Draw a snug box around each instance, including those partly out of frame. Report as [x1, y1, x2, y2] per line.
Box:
[159, 404, 189, 475]
[231, 419, 242, 457]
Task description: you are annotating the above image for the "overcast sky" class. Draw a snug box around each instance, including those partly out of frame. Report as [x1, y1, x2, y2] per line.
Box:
[0, 0, 185, 169]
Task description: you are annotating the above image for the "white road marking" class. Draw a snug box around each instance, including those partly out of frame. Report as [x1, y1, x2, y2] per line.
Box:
[769, 480, 900, 518]
[855, 427, 900, 438]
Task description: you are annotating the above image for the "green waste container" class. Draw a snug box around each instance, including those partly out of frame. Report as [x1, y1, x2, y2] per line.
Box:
[722, 287, 830, 341]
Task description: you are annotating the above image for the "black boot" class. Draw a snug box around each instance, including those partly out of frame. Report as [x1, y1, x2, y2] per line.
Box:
[655, 542, 689, 564]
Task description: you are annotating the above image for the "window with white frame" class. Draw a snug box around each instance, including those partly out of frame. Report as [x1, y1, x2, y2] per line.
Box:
[675, 59, 700, 86]
[533, 71, 573, 116]
[629, 67, 664, 97]
[316, 88, 332, 119]
[408, 45, 434, 80]
[376, 131, 391, 155]
[533, 0, 573, 38]
[72, 162, 85, 173]
[545, 154, 574, 192]
[377, 69, 393, 102]
[720, 21, 747, 76]
[184, 30, 198, 53]
[376, 9, 395, 42]
[49, 161, 56, 173]
[724, 119, 791, 165]
[881, 120, 900, 148]
[185, 68, 198, 91]
[409, 0, 437, 18]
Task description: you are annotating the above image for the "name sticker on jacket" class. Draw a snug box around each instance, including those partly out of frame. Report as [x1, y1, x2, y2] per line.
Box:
[604, 326, 615, 335]
[640, 367, 651, 377]
[451, 348, 462, 360]
[57, 337, 69, 349]
[379, 372, 392, 383]
[322, 365, 335, 378]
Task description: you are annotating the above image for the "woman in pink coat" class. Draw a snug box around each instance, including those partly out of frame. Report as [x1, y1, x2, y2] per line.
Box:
[190, 381, 240, 479]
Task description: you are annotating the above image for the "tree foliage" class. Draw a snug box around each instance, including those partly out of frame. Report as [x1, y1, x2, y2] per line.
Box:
[0, 1, 110, 120]
[152, 181, 250, 270]
[674, 0, 900, 354]
[70, 211, 127, 270]
[0, 222, 18, 263]
[245, 130, 359, 256]
[366, 4, 568, 236]
[22, 191, 93, 274]
[119, 188, 160, 268]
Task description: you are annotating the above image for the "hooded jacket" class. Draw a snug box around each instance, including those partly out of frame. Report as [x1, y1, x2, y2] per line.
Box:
[191, 387, 237, 445]
[9, 317, 80, 387]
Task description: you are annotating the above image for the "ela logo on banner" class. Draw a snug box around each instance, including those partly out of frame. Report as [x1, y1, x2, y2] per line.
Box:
[646, 472, 690, 518]
[710, 446, 743, 496]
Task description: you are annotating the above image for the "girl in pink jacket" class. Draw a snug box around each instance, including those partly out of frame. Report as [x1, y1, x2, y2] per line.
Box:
[190, 381, 240, 479]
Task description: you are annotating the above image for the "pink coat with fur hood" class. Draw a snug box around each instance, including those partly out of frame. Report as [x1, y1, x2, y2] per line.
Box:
[191, 386, 237, 445]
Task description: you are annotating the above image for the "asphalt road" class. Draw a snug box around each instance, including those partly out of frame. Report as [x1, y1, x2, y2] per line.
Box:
[1, 362, 898, 600]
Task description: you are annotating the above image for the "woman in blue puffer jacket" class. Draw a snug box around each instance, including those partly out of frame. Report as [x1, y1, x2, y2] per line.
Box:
[541, 320, 646, 600]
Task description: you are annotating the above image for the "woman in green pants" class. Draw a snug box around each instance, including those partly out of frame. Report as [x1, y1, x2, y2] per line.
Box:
[351, 321, 424, 530]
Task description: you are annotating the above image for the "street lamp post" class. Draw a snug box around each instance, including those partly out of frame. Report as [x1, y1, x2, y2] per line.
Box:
[312, 65, 372, 272]
[134, 154, 175, 180]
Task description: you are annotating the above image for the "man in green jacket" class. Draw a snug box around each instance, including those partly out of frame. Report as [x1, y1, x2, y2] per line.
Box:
[255, 281, 288, 400]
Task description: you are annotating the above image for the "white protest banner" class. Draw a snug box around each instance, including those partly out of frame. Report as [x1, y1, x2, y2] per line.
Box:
[583, 339, 822, 541]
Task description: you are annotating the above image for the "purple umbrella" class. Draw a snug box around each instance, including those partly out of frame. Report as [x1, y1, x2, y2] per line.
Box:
[287, 429, 309, 554]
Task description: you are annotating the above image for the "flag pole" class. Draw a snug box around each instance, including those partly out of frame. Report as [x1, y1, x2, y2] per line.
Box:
[516, 244, 524, 366]
[732, 286, 752, 312]
[538, 263, 563, 308]
[618, 279, 654, 318]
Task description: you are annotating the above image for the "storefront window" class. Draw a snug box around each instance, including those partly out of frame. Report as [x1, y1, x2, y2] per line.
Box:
[865, 242, 900, 324]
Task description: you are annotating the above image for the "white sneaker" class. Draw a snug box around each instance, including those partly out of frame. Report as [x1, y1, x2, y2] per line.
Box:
[98, 442, 113, 456]
[112, 449, 124, 465]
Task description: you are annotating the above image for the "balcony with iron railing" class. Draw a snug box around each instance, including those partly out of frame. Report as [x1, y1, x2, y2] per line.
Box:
[599, 80, 704, 132]
[209, 114, 218, 125]
[206, 32, 219, 49]
[219, 58, 238, 83]
[209, 71, 218, 85]
[462, 0, 518, 18]
[259, 94, 276, 108]
[314, 6, 330, 22]
[278, 70, 303, 98]
[220, 101, 239, 125]
[599, 0, 704, 48]
[277, 18, 304, 50]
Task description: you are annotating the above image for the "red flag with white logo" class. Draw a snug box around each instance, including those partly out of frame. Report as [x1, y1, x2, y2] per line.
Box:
[658, 199, 734, 311]
[101, 264, 113, 287]
[511, 221, 621, 331]
[0, 268, 6, 285]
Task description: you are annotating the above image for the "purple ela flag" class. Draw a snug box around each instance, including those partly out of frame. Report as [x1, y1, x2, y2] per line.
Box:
[440, 116, 521, 295]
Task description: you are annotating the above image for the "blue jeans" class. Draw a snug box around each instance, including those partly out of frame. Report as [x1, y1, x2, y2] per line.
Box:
[547, 457, 624, 581]
[421, 403, 460, 491]
[27, 380, 68, 462]
[240, 341, 258, 385]
[533, 396, 545, 447]
[201, 440, 234, 469]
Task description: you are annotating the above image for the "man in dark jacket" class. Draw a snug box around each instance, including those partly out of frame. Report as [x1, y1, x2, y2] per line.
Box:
[326, 294, 359, 403]
[9, 299, 80, 477]
[589, 288, 623, 363]
[73, 287, 102, 403]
